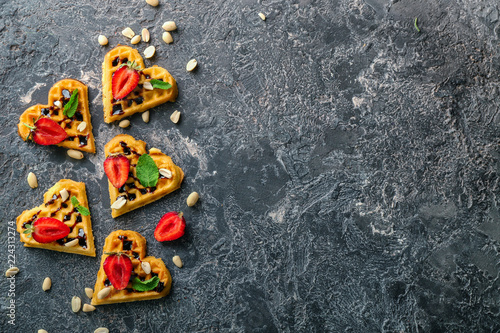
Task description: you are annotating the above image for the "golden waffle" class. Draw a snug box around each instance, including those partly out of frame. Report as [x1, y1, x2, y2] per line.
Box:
[102, 45, 178, 123]
[91, 230, 172, 305]
[105, 134, 184, 218]
[18, 79, 96, 153]
[16, 179, 96, 257]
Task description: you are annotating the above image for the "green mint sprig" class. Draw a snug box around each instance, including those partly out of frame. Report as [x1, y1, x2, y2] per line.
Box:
[136, 154, 159, 187]
[71, 196, 90, 216]
[132, 276, 160, 292]
[63, 89, 79, 117]
[150, 79, 172, 90]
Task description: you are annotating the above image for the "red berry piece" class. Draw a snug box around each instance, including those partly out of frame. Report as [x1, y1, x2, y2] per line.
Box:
[104, 155, 130, 188]
[103, 254, 133, 290]
[23, 118, 68, 145]
[23, 217, 70, 243]
[112, 61, 140, 100]
[154, 212, 186, 242]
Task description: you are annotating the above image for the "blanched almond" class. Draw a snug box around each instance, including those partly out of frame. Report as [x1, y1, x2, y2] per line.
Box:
[67, 149, 84, 160]
[94, 328, 109, 333]
[59, 188, 69, 202]
[144, 45, 155, 58]
[142, 111, 150, 123]
[170, 110, 181, 123]
[42, 277, 51, 291]
[64, 239, 79, 247]
[143, 81, 153, 90]
[131, 35, 141, 44]
[118, 119, 130, 128]
[142, 28, 150, 42]
[98, 35, 108, 45]
[122, 27, 135, 39]
[162, 21, 177, 31]
[85, 287, 94, 299]
[77, 121, 87, 132]
[83, 304, 96, 312]
[71, 296, 81, 313]
[172, 255, 183, 268]
[186, 191, 199, 206]
[258, 12, 266, 21]
[27, 172, 38, 188]
[54, 100, 62, 108]
[141, 262, 151, 274]
[5, 267, 19, 277]
[159, 168, 172, 179]
[111, 196, 127, 210]
[162, 31, 173, 44]
[145, 0, 159, 6]
[97, 287, 111, 299]
[38, 330, 48, 333]
[186, 59, 198, 72]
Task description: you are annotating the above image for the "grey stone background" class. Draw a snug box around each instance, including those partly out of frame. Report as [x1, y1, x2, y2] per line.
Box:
[1, 0, 500, 332]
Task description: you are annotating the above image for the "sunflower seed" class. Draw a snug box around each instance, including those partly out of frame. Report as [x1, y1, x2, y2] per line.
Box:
[145, 0, 159, 6]
[258, 12, 266, 21]
[111, 196, 127, 210]
[144, 45, 155, 58]
[77, 121, 87, 132]
[170, 110, 181, 123]
[141, 28, 150, 42]
[98, 35, 108, 46]
[143, 81, 153, 90]
[118, 119, 130, 128]
[122, 27, 135, 39]
[162, 21, 177, 31]
[59, 188, 69, 202]
[186, 59, 198, 72]
[97, 287, 111, 299]
[65, 239, 79, 247]
[94, 328, 109, 333]
[42, 277, 52, 291]
[67, 149, 84, 160]
[131, 35, 141, 45]
[186, 191, 199, 207]
[82, 304, 96, 312]
[71, 296, 81, 313]
[27, 172, 38, 188]
[5, 267, 19, 277]
[54, 100, 62, 108]
[159, 168, 172, 179]
[85, 287, 94, 299]
[142, 111, 150, 123]
[141, 262, 151, 275]
[162, 31, 173, 44]
[172, 255, 183, 268]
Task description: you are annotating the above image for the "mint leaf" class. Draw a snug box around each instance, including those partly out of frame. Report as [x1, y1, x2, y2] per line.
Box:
[63, 89, 79, 117]
[71, 196, 79, 207]
[136, 154, 159, 187]
[132, 276, 160, 292]
[76, 206, 90, 216]
[150, 79, 172, 90]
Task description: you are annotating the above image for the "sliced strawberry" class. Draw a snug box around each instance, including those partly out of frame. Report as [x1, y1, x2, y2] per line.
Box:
[103, 254, 133, 290]
[104, 155, 130, 188]
[154, 212, 186, 242]
[112, 61, 140, 100]
[23, 118, 68, 145]
[23, 217, 70, 243]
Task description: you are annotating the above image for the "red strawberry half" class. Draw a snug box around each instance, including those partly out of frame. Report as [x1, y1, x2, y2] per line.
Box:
[23, 217, 70, 243]
[23, 117, 68, 145]
[112, 61, 140, 100]
[104, 155, 130, 188]
[154, 212, 186, 242]
[103, 254, 133, 290]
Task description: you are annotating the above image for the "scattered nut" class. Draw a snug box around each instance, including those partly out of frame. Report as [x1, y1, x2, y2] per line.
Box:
[258, 12, 266, 21]
[131, 35, 141, 45]
[162, 21, 177, 31]
[170, 110, 181, 123]
[67, 149, 84, 160]
[83, 304, 96, 312]
[98, 35, 108, 46]
[85, 287, 94, 299]
[54, 100, 62, 108]
[94, 328, 109, 333]
[141, 28, 150, 42]
[77, 121, 87, 132]
[122, 27, 135, 39]
[143, 81, 153, 90]
[64, 239, 79, 247]
[38, 330, 48, 333]
[97, 287, 111, 299]
[145, 0, 159, 6]
[142, 111, 150, 123]
[71, 296, 81, 313]
[141, 262, 151, 275]
[172, 255, 183, 268]
[186, 59, 198, 72]
[42, 277, 52, 291]
[27, 172, 38, 189]
[162, 31, 173, 44]
[5, 267, 19, 277]
[59, 188, 69, 202]
[111, 196, 127, 210]
[144, 45, 156, 58]
[118, 119, 130, 128]
[159, 168, 172, 179]
[186, 192, 199, 207]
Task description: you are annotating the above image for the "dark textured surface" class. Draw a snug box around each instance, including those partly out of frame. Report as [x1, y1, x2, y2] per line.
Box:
[1, 0, 500, 332]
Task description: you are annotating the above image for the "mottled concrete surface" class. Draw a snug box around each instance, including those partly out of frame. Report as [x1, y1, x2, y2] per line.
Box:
[1, 0, 500, 332]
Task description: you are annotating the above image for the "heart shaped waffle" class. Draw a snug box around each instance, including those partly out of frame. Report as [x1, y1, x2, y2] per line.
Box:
[16, 179, 96, 257]
[17, 79, 96, 153]
[102, 45, 178, 123]
[91, 230, 172, 305]
[105, 134, 184, 218]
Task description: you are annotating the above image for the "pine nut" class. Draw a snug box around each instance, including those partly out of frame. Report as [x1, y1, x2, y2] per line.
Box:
[141, 28, 150, 42]
[170, 110, 181, 123]
[159, 168, 172, 179]
[111, 196, 127, 210]
[59, 188, 69, 202]
[65, 239, 79, 247]
[162, 31, 173, 44]
[42, 277, 52, 291]
[118, 119, 130, 128]
[144, 45, 155, 58]
[54, 100, 62, 108]
[38, 330, 48, 333]
[145, 0, 159, 6]
[131, 35, 141, 45]
[122, 27, 135, 39]
[98, 35, 108, 46]
[85, 287, 94, 299]
[27, 172, 38, 188]
[142, 111, 150, 123]
[67, 149, 84, 160]
[162, 21, 177, 32]
[141, 262, 151, 274]
[77, 121, 87, 132]
[5, 267, 19, 277]
[172, 255, 183, 268]
[143, 81, 153, 90]
[94, 328, 109, 333]
[258, 12, 266, 21]
[186, 59, 198, 72]
[97, 287, 111, 299]
[186, 191, 199, 207]
[83, 304, 96, 312]
[71, 296, 81, 313]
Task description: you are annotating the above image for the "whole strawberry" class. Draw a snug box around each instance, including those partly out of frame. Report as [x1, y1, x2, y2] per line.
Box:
[22, 117, 67, 145]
